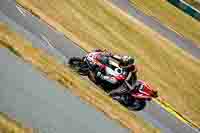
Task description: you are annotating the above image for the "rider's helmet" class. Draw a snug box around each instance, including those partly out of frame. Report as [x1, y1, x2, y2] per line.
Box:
[120, 56, 135, 66]
[94, 48, 103, 52]
[124, 56, 135, 64]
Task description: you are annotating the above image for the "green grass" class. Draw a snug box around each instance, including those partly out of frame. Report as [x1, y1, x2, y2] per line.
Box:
[16, 0, 200, 127]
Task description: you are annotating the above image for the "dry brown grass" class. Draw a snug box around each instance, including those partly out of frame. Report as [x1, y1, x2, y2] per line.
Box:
[129, 0, 200, 47]
[0, 23, 160, 133]
[16, 0, 200, 126]
[0, 112, 34, 133]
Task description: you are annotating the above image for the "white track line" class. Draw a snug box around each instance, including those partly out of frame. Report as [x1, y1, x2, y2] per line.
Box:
[40, 34, 68, 64]
[16, 5, 26, 16]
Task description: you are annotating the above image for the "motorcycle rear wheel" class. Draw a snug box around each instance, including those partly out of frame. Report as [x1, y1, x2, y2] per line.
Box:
[68, 57, 89, 75]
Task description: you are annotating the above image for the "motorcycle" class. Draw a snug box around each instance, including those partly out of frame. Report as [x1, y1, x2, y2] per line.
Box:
[68, 56, 158, 111]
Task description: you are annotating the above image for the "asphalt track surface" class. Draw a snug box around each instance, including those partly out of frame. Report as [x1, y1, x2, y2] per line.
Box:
[0, 0, 199, 132]
[0, 48, 129, 133]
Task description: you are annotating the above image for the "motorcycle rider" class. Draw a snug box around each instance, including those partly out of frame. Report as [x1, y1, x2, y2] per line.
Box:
[85, 48, 137, 87]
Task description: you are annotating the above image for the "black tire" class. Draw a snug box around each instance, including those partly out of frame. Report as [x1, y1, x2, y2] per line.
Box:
[127, 99, 146, 111]
[111, 95, 125, 105]
[68, 57, 82, 67]
[68, 57, 89, 75]
[68, 57, 82, 73]
[111, 94, 146, 111]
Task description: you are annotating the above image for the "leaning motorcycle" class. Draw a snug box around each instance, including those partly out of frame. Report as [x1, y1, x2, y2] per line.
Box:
[68, 56, 158, 111]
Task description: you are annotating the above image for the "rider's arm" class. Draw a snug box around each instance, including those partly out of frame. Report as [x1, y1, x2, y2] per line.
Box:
[104, 50, 122, 61]
[110, 53, 131, 64]
[111, 54, 123, 61]
[113, 54, 136, 72]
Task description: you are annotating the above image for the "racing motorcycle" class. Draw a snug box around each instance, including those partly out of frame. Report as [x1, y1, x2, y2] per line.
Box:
[68, 56, 158, 111]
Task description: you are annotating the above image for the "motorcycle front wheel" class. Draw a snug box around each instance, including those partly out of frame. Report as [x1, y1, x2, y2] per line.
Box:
[112, 94, 146, 111]
[127, 99, 146, 111]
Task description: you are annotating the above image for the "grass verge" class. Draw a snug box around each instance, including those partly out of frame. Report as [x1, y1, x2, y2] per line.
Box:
[16, 0, 200, 126]
[0, 22, 160, 133]
[129, 0, 200, 47]
[0, 112, 34, 133]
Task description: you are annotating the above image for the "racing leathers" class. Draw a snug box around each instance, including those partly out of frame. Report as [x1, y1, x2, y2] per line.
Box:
[85, 49, 137, 86]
